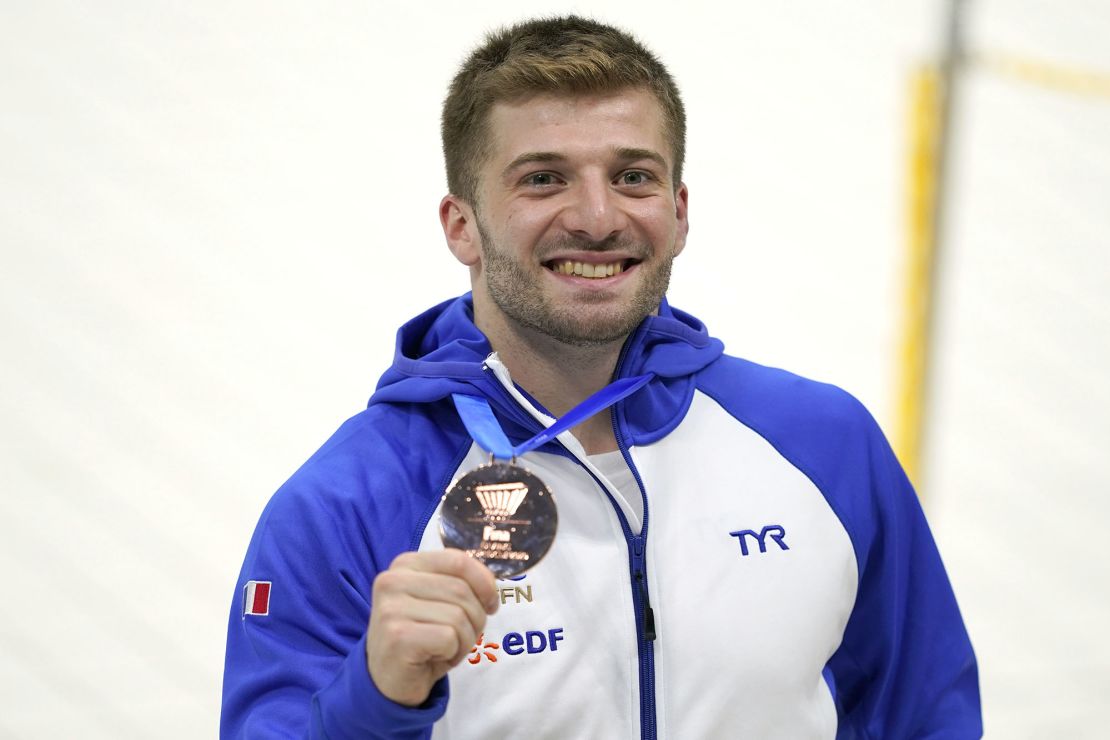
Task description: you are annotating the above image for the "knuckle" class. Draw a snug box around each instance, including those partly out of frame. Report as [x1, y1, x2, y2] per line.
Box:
[442, 548, 471, 574]
[439, 624, 461, 656]
[410, 623, 451, 659]
[445, 577, 470, 601]
[448, 603, 471, 632]
[378, 618, 409, 645]
[390, 551, 417, 570]
[373, 569, 402, 596]
[372, 597, 401, 623]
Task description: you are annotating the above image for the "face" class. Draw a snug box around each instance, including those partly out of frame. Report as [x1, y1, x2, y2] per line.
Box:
[442, 88, 689, 348]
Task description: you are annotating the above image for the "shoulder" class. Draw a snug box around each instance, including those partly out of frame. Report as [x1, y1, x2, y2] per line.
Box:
[294, 399, 469, 498]
[311, 399, 459, 464]
[697, 354, 878, 449]
[695, 355, 903, 558]
[251, 399, 472, 572]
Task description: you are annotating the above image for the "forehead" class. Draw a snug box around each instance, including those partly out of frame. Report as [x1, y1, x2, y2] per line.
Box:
[485, 88, 671, 168]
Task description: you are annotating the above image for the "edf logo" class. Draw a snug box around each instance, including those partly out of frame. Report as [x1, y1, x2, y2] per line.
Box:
[729, 525, 789, 556]
[503, 628, 564, 656]
[468, 628, 565, 665]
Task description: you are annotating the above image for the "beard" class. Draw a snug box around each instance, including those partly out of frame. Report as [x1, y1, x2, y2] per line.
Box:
[476, 219, 676, 347]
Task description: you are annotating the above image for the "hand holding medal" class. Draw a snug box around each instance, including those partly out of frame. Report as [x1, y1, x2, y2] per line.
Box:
[441, 374, 653, 577]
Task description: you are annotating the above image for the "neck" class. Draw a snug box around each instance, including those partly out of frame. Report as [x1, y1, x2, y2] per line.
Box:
[475, 305, 626, 455]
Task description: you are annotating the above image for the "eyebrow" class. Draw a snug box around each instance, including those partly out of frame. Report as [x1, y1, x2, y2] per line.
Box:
[500, 147, 670, 180]
[501, 152, 565, 179]
[614, 147, 668, 172]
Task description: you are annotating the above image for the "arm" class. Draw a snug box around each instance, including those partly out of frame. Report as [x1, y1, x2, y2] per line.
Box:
[697, 357, 981, 737]
[220, 481, 496, 739]
[825, 415, 981, 739]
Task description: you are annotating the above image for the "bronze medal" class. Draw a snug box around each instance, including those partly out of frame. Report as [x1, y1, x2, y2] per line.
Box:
[440, 461, 557, 578]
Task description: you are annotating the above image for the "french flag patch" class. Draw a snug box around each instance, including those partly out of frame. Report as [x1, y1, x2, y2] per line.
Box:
[243, 580, 271, 617]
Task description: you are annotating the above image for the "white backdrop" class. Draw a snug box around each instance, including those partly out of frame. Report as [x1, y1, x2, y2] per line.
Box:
[1, 1, 1107, 737]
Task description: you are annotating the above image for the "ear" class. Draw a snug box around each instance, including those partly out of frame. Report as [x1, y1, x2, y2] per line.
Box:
[672, 182, 690, 257]
[440, 194, 481, 267]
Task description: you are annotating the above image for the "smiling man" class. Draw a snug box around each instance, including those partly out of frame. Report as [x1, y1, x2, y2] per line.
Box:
[222, 16, 981, 739]
[458, 91, 685, 348]
[442, 85, 688, 455]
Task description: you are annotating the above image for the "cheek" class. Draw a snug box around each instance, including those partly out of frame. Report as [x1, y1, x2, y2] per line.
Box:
[504, 206, 560, 242]
[633, 207, 678, 242]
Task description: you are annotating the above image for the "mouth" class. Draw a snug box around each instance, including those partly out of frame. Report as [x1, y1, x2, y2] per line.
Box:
[543, 258, 640, 279]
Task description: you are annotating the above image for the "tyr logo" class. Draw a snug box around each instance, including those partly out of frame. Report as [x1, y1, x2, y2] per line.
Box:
[729, 525, 789, 556]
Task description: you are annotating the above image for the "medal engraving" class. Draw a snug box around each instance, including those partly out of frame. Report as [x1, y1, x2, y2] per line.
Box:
[440, 462, 557, 578]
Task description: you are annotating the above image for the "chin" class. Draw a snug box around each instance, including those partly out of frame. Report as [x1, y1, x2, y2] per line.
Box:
[530, 304, 652, 347]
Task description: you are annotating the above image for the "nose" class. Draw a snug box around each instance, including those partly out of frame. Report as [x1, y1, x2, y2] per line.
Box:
[558, 176, 630, 244]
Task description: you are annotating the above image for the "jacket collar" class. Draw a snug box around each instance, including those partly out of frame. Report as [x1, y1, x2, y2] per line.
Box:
[369, 293, 724, 445]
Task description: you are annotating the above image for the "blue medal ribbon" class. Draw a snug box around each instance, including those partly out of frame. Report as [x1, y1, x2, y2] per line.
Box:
[452, 374, 653, 461]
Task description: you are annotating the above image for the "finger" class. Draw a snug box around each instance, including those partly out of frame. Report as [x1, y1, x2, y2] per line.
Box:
[375, 572, 488, 639]
[387, 620, 461, 668]
[387, 594, 480, 661]
[391, 550, 499, 614]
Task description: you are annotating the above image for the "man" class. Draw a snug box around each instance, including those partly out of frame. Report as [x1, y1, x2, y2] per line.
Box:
[222, 16, 981, 739]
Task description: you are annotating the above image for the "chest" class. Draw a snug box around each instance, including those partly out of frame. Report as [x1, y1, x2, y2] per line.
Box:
[421, 392, 858, 739]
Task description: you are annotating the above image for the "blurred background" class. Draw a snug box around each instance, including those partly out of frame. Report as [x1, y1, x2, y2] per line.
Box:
[1, 1, 1107, 736]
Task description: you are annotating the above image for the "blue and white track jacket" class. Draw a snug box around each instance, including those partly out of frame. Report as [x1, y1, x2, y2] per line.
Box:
[222, 295, 981, 739]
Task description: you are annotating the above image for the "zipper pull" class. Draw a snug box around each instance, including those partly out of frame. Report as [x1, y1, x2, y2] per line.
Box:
[636, 571, 657, 641]
[644, 602, 657, 641]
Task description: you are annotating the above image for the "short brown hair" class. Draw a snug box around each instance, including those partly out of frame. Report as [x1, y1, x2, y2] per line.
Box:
[442, 15, 686, 206]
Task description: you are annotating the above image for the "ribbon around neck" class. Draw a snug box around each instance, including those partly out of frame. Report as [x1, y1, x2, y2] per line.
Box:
[452, 374, 653, 461]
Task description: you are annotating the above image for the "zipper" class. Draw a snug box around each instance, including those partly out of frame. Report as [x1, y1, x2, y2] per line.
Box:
[482, 347, 659, 739]
[611, 332, 658, 740]
[576, 458, 657, 740]
[570, 448, 657, 740]
[622, 447, 657, 740]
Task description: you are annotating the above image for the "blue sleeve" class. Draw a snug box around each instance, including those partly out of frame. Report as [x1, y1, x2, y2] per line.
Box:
[220, 412, 464, 739]
[699, 358, 982, 738]
[821, 410, 981, 739]
[311, 635, 448, 740]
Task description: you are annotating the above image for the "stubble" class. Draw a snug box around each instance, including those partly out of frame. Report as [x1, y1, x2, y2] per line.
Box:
[476, 219, 675, 348]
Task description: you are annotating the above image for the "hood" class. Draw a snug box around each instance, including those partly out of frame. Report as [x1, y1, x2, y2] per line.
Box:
[370, 294, 725, 445]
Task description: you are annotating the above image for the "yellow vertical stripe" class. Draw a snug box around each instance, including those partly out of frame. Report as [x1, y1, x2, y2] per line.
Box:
[894, 65, 942, 488]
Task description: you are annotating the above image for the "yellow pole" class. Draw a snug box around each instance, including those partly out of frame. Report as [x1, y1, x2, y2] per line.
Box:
[894, 46, 1108, 490]
[894, 0, 966, 494]
[893, 65, 942, 488]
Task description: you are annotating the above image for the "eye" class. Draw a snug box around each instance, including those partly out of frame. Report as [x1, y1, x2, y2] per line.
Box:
[619, 170, 651, 186]
[523, 172, 559, 187]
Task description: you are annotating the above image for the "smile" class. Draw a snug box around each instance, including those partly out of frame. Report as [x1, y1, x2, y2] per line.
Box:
[544, 259, 637, 279]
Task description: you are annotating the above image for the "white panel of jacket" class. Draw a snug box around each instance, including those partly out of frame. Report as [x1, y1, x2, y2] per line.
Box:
[418, 391, 858, 739]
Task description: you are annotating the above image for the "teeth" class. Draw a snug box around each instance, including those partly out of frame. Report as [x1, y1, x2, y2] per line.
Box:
[549, 260, 626, 278]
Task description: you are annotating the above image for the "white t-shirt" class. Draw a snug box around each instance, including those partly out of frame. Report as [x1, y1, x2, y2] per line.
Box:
[588, 449, 644, 534]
